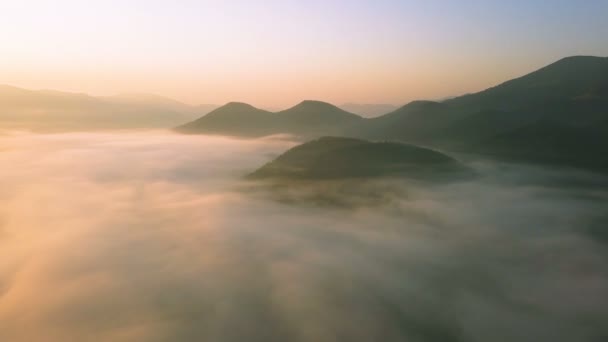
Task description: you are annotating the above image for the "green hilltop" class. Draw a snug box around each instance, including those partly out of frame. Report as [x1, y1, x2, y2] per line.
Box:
[248, 136, 472, 181]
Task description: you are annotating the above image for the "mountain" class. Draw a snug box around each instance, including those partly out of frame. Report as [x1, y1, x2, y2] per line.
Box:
[176, 56, 608, 171]
[339, 103, 398, 117]
[448, 56, 608, 111]
[248, 136, 471, 180]
[354, 56, 608, 170]
[177, 102, 276, 136]
[353, 100, 456, 142]
[177, 100, 363, 138]
[6, 55, 606, 171]
[276, 101, 363, 135]
[0, 85, 208, 130]
[475, 119, 608, 170]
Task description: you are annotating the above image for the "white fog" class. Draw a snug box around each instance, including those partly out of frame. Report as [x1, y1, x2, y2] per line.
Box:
[0, 131, 607, 341]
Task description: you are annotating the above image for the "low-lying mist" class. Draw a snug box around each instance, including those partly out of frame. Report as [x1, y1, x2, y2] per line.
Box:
[0, 131, 607, 342]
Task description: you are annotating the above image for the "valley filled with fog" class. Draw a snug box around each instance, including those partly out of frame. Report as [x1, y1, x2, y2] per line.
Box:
[1, 131, 607, 342]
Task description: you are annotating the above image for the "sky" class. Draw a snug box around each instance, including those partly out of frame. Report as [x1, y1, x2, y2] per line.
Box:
[1, 0, 607, 107]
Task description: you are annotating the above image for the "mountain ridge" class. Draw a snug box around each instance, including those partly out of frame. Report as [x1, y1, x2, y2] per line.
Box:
[177, 55, 608, 171]
[176, 100, 363, 138]
[0, 85, 217, 130]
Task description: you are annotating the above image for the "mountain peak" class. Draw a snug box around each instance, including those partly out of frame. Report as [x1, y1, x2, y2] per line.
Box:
[273, 100, 362, 122]
[222, 102, 258, 110]
[535, 55, 608, 76]
[201, 102, 269, 118]
[281, 100, 361, 118]
[552, 55, 607, 64]
[175, 101, 274, 135]
[291, 100, 341, 111]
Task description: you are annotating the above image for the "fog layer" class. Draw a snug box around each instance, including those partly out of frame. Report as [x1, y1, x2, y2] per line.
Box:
[0, 131, 607, 342]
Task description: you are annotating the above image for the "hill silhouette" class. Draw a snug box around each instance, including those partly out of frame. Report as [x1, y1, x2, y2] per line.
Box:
[359, 56, 608, 142]
[276, 101, 362, 136]
[351, 56, 608, 170]
[177, 102, 276, 136]
[177, 100, 362, 138]
[248, 137, 471, 180]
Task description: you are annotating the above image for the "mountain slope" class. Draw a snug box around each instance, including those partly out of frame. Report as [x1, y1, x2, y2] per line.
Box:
[475, 119, 608, 170]
[448, 56, 608, 111]
[359, 56, 608, 145]
[353, 101, 456, 142]
[355, 56, 608, 170]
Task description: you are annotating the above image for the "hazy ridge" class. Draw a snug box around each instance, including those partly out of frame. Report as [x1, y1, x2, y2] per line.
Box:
[0, 85, 218, 130]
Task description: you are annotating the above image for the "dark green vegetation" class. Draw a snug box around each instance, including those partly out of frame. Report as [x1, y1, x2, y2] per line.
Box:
[181, 56, 608, 171]
[0, 85, 216, 130]
[177, 100, 363, 138]
[248, 137, 471, 181]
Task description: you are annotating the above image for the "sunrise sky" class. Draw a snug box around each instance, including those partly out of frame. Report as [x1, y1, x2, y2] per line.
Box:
[1, 0, 607, 107]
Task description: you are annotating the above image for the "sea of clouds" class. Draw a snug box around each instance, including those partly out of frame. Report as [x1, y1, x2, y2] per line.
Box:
[0, 130, 607, 342]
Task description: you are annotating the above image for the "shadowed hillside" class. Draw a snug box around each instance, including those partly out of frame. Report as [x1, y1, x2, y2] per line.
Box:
[360, 56, 608, 142]
[248, 136, 471, 180]
[353, 56, 608, 170]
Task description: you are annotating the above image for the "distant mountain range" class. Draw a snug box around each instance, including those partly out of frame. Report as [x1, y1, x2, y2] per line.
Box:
[180, 56, 608, 171]
[0, 85, 218, 130]
[3, 56, 606, 171]
[177, 100, 363, 138]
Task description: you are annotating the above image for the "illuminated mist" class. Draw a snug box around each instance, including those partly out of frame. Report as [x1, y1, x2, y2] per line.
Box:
[1, 131, 607, 341]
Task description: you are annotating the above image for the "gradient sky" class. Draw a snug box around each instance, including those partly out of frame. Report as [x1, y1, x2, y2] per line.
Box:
[1, 0, 607, 107]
